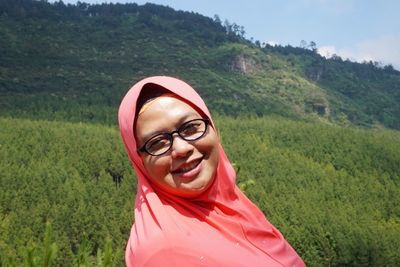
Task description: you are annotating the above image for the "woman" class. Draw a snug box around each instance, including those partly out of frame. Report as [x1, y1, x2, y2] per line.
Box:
[118, 76, 305, 266]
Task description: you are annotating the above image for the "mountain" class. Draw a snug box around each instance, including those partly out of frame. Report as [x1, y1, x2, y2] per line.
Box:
[1, 0, 400, 129]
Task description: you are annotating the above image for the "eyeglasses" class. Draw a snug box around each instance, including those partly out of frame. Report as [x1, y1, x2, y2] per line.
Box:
[138, 118, 210, 156]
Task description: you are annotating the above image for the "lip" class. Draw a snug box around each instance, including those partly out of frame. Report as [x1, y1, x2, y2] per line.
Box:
[172, 157, 203, 179]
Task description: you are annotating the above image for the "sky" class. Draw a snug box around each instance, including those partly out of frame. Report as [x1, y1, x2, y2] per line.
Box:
[49, 0, 400, 70]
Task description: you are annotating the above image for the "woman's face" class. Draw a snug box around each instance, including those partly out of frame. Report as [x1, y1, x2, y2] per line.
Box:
[135, 96, 219, 198]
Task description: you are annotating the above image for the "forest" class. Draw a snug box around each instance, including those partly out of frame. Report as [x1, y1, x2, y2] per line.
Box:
[1, 0, 400, 266]
[1, 116, 399, 266]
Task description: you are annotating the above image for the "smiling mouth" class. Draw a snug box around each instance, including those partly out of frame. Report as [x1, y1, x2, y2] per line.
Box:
[172, 158, 203, 174]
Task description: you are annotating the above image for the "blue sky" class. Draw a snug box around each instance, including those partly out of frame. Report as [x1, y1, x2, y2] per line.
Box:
[49, 0, 400, 69]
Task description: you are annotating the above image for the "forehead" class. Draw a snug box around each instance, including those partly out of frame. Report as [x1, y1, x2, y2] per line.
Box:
[135, 97, 201, 141]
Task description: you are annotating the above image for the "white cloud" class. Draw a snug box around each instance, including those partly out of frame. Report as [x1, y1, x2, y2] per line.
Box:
[317, 46, 338, 58]
[266, 40, 280, 47]
[318, 34, 400, 70]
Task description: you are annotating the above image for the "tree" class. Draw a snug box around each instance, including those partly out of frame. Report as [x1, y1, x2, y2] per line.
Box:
[300, 40, 307, 49]
[239, 26, 245, 38]
[309, 41, 317, 52]
[213, 14, 221, 25]
[223, 19, 232, 34]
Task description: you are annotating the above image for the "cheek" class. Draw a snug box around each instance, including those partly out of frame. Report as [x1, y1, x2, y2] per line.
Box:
[210, 144, 219, 170]
[143, 157, 171, 181]
[200, 135, 219, 167]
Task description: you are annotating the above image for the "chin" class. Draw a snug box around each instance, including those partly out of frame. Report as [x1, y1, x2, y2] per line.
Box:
[173, 178, 210, 198]
[189, 173, 215, 193]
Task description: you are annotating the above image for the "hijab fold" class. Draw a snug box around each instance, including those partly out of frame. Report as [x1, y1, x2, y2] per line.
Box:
[119, 76, 305, 267]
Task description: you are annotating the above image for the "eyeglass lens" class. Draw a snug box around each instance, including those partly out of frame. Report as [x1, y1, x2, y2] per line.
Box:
[144, 119, 208, 156]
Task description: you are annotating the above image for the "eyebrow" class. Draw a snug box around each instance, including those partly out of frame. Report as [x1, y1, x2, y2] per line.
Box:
[140, 112, 201, 142]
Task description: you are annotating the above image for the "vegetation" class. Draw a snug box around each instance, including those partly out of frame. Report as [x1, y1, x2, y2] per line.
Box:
[219, 115, 400, 266]
[0, 117, 135, 266]
[1, 1, 400, 266]
[0, 0, 399, 128]
[1, 116, 399, 266]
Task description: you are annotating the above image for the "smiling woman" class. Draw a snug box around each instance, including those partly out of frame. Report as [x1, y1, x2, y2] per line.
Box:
[136, 94, 219, 198]
[118, 76, 305, 267]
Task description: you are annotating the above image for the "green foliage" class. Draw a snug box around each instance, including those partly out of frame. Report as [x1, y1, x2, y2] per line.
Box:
[1, 116, 400, 266]
[0, 117, 135, 266]
[0, 0, 399, 129]
[42, 223, 57, 267]
[73, 239, 92, 267]
[270, 46, 400, 128]
[216, 115, 400, 266]
[0, 222, 56, 267]
[96, 238, 114, 267]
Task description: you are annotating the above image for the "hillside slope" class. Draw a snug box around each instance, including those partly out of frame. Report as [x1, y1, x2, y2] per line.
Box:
[0, 0, 399, 128]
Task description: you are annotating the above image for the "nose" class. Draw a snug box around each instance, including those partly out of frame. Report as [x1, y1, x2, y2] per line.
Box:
[170, 134, 193, 158]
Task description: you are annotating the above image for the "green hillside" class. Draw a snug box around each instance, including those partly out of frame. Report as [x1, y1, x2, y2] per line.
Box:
[1, 116, 399, 266]
[1, 0, 399, 128]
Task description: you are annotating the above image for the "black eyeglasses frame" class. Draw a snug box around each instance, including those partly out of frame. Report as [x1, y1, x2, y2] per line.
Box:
[137, 118, 210, 156]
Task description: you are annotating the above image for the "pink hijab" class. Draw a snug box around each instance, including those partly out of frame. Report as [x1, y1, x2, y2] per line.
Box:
[118, 76, 305, 267]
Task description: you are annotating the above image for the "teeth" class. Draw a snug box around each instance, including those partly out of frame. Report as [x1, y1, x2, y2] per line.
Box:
[177, 159, 200, 173]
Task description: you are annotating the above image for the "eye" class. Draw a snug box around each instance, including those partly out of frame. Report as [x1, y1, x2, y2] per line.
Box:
[146, 135, 170, 152]
[179, 120, 204, 137]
